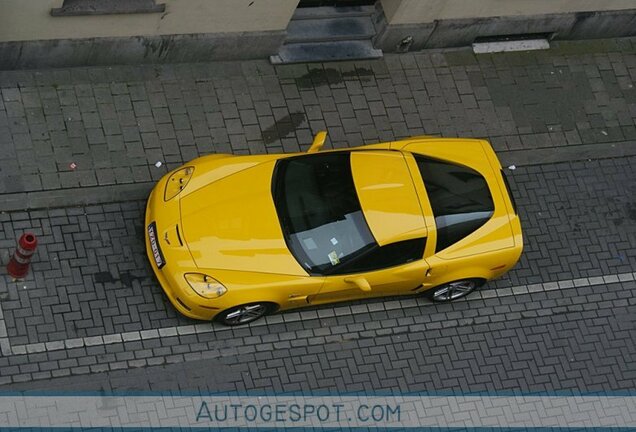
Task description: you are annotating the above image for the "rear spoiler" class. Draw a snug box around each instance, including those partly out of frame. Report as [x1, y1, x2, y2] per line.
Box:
[500, 169, 518, 214]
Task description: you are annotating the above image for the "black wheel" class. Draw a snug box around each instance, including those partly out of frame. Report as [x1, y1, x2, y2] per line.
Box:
[429, 278, 484, 302]
[216, 302, 275, 326]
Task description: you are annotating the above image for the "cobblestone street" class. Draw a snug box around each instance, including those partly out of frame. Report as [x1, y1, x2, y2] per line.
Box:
[0, 38, 634, 393]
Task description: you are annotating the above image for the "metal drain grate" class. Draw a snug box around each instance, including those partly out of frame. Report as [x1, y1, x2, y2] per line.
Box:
[472, 33, 552, 54]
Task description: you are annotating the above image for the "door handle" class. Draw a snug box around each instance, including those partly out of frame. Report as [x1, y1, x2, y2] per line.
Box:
[344, 277, 372, 292]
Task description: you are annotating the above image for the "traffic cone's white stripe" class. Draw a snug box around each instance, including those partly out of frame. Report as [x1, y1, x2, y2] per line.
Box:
[17, 245, 35, 257]
[12, 253, 30, 265]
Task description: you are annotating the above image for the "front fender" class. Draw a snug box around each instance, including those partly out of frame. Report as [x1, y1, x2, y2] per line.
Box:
[200, 268, 324, 314]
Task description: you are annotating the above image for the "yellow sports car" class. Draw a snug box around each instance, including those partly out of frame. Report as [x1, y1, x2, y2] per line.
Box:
[145, 133, 522, 325]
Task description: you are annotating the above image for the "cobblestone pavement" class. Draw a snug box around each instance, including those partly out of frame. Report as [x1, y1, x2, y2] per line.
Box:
[0, 156, 634, 348]
[1, 38, 635, 197]
[0, 37, 634, 393]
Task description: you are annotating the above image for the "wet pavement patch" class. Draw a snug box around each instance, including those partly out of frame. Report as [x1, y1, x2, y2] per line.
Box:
[94, 271, 117, 284]
[261, 112, 306, 144]
[120, 272, 147, 288]
[94, 271, 147, 288]
[295, 67, 374, 89]
[480, 67, 595, 135]
[626, 202, 636, 221]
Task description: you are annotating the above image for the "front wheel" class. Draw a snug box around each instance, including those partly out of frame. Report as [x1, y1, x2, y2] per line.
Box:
[429, 278, 484, 302]
[216, 302, 276, 326]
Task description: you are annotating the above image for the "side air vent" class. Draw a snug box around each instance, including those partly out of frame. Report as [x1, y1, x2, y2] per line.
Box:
[175, 297, 192, 311]
[175, 224, 183, 246]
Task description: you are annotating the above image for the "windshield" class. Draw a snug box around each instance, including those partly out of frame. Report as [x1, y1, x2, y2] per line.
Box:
[272, 152, 377, 275]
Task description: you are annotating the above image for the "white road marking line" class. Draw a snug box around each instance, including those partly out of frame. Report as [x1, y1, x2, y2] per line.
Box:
[0, 303, 11, 356]
[6, 271, 636, 356]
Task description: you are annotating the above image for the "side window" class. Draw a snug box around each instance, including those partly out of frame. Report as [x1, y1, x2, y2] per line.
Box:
[414, 156, 494, 252]
[328, 238, 426, 275]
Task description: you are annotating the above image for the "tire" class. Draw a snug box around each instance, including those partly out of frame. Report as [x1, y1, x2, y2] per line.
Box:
[428, 278, 485, 302]
[216, 302, 275, 326]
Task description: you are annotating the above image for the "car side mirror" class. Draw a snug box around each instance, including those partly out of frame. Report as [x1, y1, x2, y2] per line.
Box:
[307, 131, 327, 153]
[344, 276, 371, 292]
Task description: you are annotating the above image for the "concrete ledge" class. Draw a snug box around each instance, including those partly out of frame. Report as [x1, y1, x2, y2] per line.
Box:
[0, 183, 153, 213]
[567, 10, 636, 39]
[496, 140, 636, 168]
[375, 9, 636, 52]
[0, 31, 286, 70]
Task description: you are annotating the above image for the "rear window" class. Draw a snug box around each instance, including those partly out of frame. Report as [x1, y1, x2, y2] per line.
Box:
[414, 156, 494, 252]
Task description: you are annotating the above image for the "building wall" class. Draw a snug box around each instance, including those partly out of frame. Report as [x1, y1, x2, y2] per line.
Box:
[0, 0, 299, 41]
[0, 0, 300, 68]
[375, 0, 636, 52]
[1, 0, 636, 69]
[380, 0, 636, 24]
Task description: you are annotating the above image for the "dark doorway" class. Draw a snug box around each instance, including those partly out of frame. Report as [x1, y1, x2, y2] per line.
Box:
[271, 0, 381, 64]
[298, 0, 375, 7]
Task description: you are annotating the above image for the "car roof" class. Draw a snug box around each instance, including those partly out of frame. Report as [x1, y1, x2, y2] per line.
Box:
[350, 150, 427, 246]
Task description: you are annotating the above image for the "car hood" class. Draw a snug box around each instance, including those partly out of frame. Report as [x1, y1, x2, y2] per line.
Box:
[179, 160, 307, 276]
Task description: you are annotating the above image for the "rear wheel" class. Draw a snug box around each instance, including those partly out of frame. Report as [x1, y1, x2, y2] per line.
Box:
[429, 278, 484, 302]
[216, 302, 275, 326]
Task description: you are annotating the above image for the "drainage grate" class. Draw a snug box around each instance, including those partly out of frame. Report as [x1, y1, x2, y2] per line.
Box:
[472, 33, 553, 54]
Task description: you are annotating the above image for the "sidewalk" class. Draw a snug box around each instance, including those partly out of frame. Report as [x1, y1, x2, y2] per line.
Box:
[0, 38, 634, 392]
[1, 38, 635, 203]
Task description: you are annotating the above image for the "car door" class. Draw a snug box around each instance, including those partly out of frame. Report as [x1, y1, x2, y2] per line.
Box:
[307, 237, 429, 305]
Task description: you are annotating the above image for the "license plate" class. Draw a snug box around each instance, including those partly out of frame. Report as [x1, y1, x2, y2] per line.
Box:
[147, 221, 166, 269]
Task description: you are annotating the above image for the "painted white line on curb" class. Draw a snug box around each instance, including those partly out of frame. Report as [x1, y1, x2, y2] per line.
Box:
[0, 302, 11, 356]
[6, 271, 636, 356]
